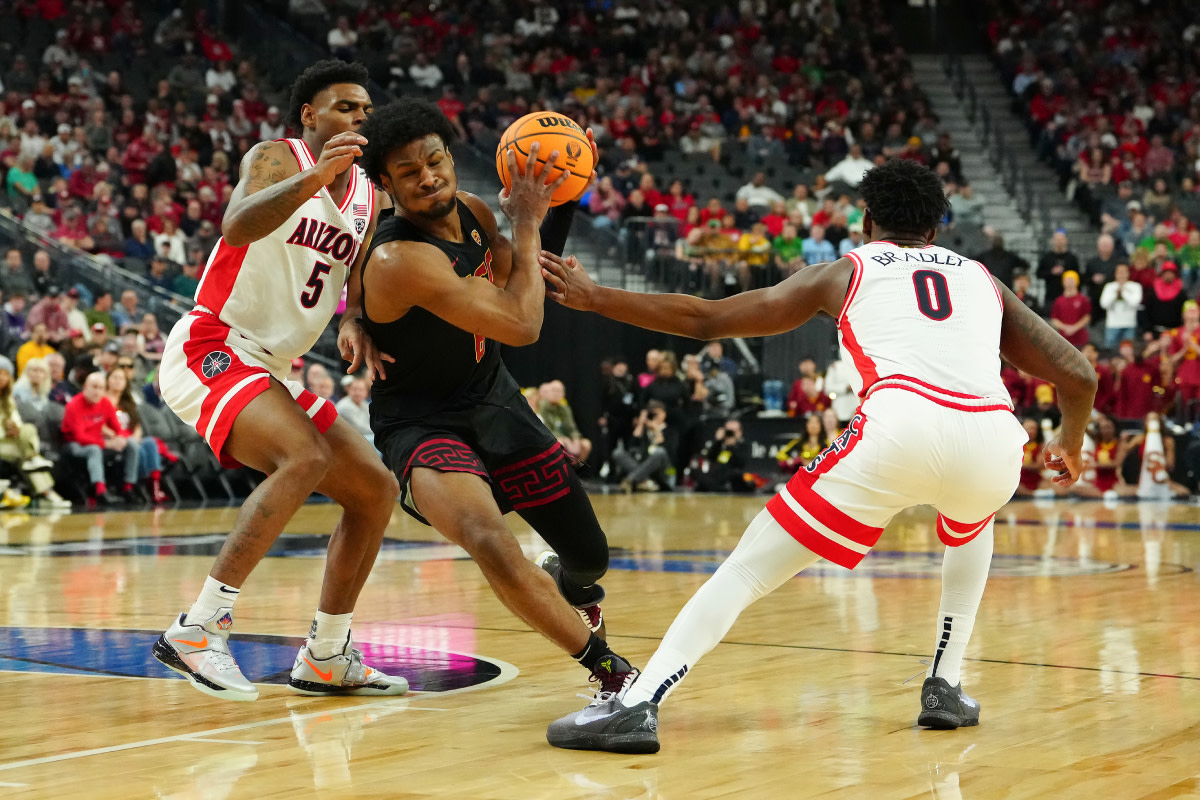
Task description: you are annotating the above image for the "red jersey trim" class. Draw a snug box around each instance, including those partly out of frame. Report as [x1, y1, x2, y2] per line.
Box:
[975, 261, 1004, 310]
[936, 513, 994, 547]
[194, 240, 250, 317]
[838, 314, 878, 396]
[838, 252, 864, 324]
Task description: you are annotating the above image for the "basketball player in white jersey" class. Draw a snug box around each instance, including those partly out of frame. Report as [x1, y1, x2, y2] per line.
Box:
[152, 61, 408, 701]
[539, 159, 1098, 752]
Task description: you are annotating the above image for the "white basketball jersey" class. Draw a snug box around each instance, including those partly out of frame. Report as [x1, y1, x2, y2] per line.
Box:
[839, 240, 1011, 409]
[193, 138, 375, 360]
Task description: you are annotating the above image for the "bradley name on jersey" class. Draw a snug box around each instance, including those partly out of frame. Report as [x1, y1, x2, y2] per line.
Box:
[284, 217, 362, 267]
[865, 248, 972, 268]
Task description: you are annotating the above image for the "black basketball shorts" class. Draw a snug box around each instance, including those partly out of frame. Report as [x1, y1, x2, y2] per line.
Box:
[374, 371, 567, 525]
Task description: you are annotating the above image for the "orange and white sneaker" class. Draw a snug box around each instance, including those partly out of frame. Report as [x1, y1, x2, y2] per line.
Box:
[287, 634, 409, 697]
[152, 609, 259, 701]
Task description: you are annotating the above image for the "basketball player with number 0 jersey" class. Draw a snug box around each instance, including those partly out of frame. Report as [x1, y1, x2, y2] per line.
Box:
[353, 98, 642, 700]
[152, 61, 407, 701]
[540, 159, 1098, 753]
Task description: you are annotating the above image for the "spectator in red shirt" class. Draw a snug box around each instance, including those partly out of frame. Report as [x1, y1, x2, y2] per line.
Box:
[1081, 343, 1114, 414]
[699, 197, 726, 226]
[1169, 301, 1200, 414]
[1112, 340, 1159, 422]
[122, 127, 162, 187]
[663, 180, 694, 222]
[1050, 270, 1092, 348]
[787, 375, 830, 418]
[61, 371, 137, 503]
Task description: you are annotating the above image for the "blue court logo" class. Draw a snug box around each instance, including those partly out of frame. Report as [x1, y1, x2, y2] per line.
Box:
[201, 351, 232, 379]
[0, 626, 513, 692]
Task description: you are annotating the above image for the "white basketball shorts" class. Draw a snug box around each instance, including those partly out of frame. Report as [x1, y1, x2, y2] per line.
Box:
[160, 309, 337, 468]
[766, 376, 1025, 570]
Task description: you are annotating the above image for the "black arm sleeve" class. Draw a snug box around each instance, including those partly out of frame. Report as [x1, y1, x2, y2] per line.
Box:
[539, 201, 578, 257]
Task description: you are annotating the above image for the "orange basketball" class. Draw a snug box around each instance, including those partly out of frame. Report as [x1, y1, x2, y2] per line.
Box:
[496, 111, 593, 207]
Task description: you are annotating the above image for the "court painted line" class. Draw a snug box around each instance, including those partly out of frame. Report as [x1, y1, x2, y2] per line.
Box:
[0, 700, 448, 772]
[182, 737, 263, 745]
[0, 782, 28, 787]
[0, 654, 520, 773]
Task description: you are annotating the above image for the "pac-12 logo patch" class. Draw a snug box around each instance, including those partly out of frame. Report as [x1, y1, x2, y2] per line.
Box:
[471, 229, 482, 246]
[201, 351, 232, 379]
[354, 217, 366, 234]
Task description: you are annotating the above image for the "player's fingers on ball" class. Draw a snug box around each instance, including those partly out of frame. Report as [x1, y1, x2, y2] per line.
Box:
[525, 142, 540, 176]
[505, 146, 519, 178]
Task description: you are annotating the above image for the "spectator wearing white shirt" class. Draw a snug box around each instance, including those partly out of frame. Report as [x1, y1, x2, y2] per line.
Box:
[823, 144, 874, 188]
[259, 107, 285, 141]
[335, 377, 373, 445]
[1099, 263, 1142, 349]
[408, 53, 444, 90]
[205, 60, 238, 95]
[735, 172, 784, 210]
[327, 16, 358, 58]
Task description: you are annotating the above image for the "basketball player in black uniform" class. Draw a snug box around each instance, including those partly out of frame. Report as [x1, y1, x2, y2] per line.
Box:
[349, 98, 638, 695]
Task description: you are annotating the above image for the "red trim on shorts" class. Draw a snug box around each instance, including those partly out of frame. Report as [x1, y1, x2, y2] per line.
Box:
[491, 442, 564, 476]
[936, 513, 994, 547]
[195, 240, 249, 316]
[795, 410, 867, 481]
[206, 378, 272, 469]
[294, 387, 338, 434]
[863, 375, 1013, 412]
[403, 438, 489, 481]
[866, 383, 1013, 413]
[180, 312, 273, 468]
[785, 476, 885, 547]
[766, 494, 871, 569]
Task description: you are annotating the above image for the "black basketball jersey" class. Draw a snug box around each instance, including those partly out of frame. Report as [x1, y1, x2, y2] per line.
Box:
[361, 198, 504, 419]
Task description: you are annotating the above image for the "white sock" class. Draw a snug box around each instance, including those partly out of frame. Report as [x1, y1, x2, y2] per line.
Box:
[308, 611, 353, 659]
[624, 509, 821, 707]
[927, 520, 993, 687]
[185, 575, 240, 626]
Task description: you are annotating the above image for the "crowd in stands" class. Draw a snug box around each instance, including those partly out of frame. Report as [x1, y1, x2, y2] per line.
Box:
[310, 0, 980, 295]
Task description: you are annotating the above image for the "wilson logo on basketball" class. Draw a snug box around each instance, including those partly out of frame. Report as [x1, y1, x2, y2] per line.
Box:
[565, 142, 582, 161]
[535, 115, 584, 133]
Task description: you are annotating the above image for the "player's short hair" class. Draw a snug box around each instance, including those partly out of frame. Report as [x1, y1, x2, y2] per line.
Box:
[858, 159, 950, 237]
[358, 98, 457, 187]
[287, 59, 370, 130]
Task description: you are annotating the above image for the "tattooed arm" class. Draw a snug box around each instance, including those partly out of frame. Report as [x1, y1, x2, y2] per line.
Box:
[996, 278, 1097, 485]
[221, 132, 365, 248]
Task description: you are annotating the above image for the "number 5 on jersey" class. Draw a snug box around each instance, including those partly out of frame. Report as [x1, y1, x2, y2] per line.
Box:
[301, 260, 332, 309]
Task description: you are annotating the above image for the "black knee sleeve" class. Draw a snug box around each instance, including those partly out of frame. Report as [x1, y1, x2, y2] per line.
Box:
[514, 466, 609, 588]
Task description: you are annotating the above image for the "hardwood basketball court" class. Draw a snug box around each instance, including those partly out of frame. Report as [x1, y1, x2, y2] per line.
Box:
[0, 494, 1197, 799]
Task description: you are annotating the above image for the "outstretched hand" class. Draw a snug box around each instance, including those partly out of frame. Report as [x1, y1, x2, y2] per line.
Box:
[1042, 436, 1084, 488]
[540, 250, 597, 311]
[338, 318, 396, 382]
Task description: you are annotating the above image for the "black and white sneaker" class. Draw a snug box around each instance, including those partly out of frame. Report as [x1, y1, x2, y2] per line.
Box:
[536, 551, 606, 638]
[546, 694, 660, 754]
[917, 676, 980, 729]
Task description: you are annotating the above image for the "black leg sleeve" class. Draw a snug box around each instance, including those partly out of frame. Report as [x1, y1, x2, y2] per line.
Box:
[514, 465, 609, 592]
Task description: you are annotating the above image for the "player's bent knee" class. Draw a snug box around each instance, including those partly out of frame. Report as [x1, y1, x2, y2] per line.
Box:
[278, 431, 334, 482]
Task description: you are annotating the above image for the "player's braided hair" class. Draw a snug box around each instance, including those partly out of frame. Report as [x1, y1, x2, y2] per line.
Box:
[358, 98, 457, 187]
[858, 158, 950, 238]
[287, 59, 371, 130]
